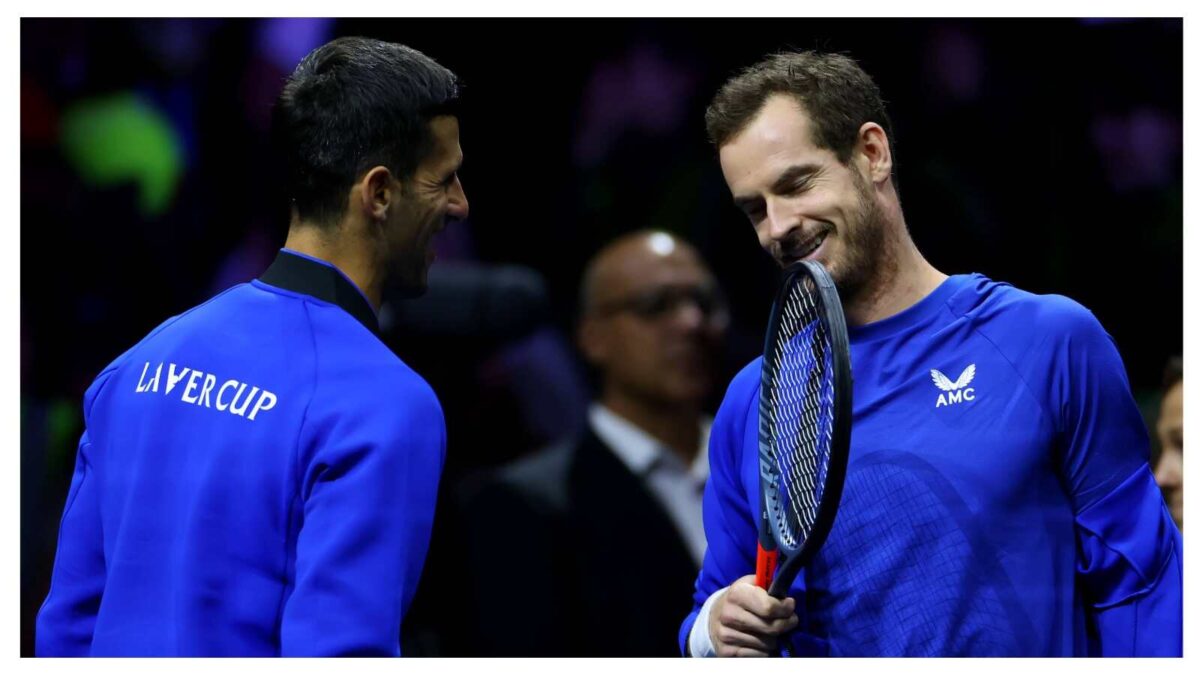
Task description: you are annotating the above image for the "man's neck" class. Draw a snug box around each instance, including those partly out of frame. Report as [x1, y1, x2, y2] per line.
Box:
[844, 215, 947, 327]
[283, 221, 384, 312]
[599, 389, 703, 466]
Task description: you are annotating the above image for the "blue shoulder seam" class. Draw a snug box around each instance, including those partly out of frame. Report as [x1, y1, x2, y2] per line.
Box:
[945, 299, 1054, 431]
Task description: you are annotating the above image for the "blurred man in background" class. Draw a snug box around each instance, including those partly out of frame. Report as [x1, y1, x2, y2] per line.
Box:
[460, 230, 728, 655]
[1154, 356, 1183, 531]
[36, 37, 466, 656]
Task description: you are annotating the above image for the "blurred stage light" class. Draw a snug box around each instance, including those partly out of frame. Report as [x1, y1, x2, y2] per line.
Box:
[60, 92, 185, 217]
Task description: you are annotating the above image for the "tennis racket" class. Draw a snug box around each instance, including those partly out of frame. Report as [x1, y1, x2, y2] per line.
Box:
[755, 260, 853, 598]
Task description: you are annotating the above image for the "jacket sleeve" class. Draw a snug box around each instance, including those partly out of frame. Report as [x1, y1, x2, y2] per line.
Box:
[679, 361, 763, 655]
[280, 371, 446, 656]
[36, 429, 107, 656]
[1075, 464, 1182, 656]
[1049, 301, 1181, 656]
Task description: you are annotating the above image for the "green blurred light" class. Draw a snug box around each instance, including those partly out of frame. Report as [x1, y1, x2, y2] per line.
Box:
[46, 398, 80, 480]
[60, 92, 184, 217]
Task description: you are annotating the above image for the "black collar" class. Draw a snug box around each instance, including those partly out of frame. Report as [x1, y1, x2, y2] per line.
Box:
[258, 250, 380, 337]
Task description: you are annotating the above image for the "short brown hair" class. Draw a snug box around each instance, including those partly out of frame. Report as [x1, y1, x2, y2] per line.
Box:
[705, 51, 895, 166]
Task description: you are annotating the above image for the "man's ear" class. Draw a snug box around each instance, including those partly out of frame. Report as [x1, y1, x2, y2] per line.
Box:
[855, 122, 893, 185]
[358, 166, 395, 221]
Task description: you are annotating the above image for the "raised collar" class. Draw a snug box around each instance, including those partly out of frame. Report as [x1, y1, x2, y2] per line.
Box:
[258, 248, 380, 336]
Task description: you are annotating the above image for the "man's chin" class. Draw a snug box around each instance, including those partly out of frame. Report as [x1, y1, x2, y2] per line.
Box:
[659, 376, 712, 404]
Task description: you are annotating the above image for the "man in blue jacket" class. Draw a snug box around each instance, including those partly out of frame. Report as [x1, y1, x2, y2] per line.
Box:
[36, 36, 468, 656]
[682, 51, 1181, 657]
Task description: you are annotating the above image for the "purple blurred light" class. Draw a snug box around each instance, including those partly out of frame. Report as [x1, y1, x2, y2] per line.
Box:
[133, 19, 222, 73]
[573, 42, 699, 167]
[926, 27, 984, 104]
[1090, 107, 1180, 193]
[257, 18, 336, 73]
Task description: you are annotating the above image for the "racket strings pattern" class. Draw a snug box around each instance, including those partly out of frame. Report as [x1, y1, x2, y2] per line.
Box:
[761, 276, 837, 551]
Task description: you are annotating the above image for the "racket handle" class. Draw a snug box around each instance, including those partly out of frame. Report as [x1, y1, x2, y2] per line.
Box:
[755, 542, 778, 590]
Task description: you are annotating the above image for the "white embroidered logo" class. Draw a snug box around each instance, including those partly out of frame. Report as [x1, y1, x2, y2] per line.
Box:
[931, 364, 977, 408]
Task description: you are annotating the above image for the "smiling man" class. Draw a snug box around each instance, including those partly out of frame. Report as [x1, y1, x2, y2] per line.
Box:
[36, 37, 467, 656]
[682, 51, 1181, 657]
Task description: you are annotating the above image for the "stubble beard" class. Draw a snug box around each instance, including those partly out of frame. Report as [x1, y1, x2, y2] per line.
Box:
[828, 170, 897, 314]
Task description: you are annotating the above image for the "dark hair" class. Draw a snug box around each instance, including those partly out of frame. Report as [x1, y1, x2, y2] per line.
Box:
[705, 51, 895, 167]
[1163, 355, 1183, 390]
[273, 36, 460, 226]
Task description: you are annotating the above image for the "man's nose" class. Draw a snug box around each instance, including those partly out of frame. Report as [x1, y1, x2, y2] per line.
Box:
[759, 197, 799, 247]
[447, 175, 469, 221]
[670, 301, 706, 332]
[1155, 452, 1182, 488]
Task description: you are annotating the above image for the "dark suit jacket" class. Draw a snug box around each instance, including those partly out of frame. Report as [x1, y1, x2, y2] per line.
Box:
[458, 425, 700, 656]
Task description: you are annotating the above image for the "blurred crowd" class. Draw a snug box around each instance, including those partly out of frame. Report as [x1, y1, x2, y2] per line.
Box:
[21, 18, 1181, 656]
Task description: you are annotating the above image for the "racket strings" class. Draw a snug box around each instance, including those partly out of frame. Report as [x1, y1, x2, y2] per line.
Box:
[764, 277, 837, 550]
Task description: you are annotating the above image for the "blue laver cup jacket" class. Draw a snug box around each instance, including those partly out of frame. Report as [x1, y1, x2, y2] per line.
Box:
[37, 249, 447, 656]
[681, 273, 1182, 657]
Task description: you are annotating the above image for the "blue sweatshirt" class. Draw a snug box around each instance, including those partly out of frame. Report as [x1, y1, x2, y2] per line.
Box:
[681, 273, 1181, 656]
[37, 249, 447, 656]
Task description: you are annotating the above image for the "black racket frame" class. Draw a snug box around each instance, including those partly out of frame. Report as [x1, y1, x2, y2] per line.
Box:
[756, 260, 853, 598]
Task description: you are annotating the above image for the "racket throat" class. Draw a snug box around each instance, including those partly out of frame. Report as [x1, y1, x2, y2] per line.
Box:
[756, 543, 779, 590]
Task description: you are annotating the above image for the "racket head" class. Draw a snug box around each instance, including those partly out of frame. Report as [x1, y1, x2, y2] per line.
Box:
[756, 260, 853, 597]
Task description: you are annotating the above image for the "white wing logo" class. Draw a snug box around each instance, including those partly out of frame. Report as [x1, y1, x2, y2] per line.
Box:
[931, 364, 976, 391]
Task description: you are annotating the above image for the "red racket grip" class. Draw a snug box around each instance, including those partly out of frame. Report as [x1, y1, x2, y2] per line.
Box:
[756, 543, 778, 590]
